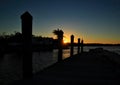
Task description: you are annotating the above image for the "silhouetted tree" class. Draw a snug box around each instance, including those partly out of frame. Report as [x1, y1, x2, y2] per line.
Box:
[53, 29, 64, 61]
[53, 29, 64, 42]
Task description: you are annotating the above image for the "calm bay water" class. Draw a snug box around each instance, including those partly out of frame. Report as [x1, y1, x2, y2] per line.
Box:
[0, 46, 120, 84]
[62, 46, 120, 59]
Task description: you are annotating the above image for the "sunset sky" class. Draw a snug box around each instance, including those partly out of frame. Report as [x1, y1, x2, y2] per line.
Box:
[0, 0, 120, 44]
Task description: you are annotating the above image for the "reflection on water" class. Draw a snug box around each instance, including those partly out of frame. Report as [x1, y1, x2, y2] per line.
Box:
[0, 46, 120, 84]
[0, 53, 23, 85]
[54, 46, 120, 60]
[84, 46, 120, 55]
[33, 51, 56, 73]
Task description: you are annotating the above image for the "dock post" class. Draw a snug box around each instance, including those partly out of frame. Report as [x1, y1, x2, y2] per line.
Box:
[70, 35, 74, 56]
[21, 11, 33, 79]
[58, 38, 63, 62]
[77, 38, 80, 54]
[81, 39, 84, 53]
[58, 30, 64, 62]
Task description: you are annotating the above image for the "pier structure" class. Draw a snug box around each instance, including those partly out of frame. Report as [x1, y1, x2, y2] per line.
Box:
[12, 12, 120, 85]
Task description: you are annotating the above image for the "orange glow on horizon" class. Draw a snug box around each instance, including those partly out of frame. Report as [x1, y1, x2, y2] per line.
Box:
[63, 37, 69, 44]
[40, 29, 120, 44]
[62, 36, 120, 44]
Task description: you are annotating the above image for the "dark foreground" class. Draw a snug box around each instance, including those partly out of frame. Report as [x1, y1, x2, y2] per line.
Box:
[11, 48, 120, 85]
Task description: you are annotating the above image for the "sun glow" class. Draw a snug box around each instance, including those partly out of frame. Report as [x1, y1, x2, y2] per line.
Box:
[63, 38, 69, 44]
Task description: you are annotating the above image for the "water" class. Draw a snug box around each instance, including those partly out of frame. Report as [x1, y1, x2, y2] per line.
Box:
[62, 46, 120, 59]
[24, 46, 120, 73]
[0, 46, 120, 84]
[84, 46, 120, 55]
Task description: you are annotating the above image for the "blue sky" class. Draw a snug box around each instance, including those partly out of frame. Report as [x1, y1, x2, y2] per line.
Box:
[0, 0, 120, 43]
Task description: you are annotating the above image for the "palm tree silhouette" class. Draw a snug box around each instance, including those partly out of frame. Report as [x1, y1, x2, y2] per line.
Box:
[53, 29, 64, 61]
[53, 29, 64, 40]
[53, 29, 64, 45]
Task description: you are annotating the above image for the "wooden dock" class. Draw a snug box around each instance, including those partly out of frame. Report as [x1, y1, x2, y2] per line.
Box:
[11, 48, 120, 85]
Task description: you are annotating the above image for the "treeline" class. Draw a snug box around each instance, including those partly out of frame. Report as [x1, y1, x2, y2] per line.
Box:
[0, 32, 22, 44]
[0, 32, 52, 44]
[0, 32, 69, 53]
[0, 32, 54, 52]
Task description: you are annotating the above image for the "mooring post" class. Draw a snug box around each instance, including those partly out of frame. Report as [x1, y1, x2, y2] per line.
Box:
[77, 38, 80, 54]
[70, 35, 74, 56]
[81, 39, 84, 53]
[58, 30, 64, 62]
[21, 11, 33, 79]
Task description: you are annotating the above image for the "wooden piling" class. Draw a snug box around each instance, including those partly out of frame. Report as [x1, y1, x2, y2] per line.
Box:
[70, 35, 74, 56]
[58, 38, 63, 62]
[57, 30, 64, 62]
[77, 38, 80, 54]
[21, 11, 33, 79]
[81, 39, 84, 53]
